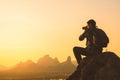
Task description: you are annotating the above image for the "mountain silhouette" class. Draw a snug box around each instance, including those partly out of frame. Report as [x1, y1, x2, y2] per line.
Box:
[17, 60, 35, 67]
[12, 60, 37, 73]
[37, 55, 60, 67]
[59, 56, 76, 73]
[4, 55, 75, 74]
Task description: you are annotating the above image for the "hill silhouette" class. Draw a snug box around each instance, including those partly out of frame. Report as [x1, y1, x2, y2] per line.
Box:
[67, 52, 120, 80]
[0, 55, 76, 80]
[37, 55, 60, 67]
[3, 55, 76, 74]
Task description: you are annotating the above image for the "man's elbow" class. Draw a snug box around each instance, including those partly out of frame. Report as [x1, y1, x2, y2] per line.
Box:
[79, 36, 84, 41]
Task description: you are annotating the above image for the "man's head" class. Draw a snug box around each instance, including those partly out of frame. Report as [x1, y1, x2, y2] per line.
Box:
[87, 19, 96, 29]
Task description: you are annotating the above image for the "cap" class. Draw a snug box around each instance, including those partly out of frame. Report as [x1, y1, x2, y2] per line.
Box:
[87, 19, 96, 26]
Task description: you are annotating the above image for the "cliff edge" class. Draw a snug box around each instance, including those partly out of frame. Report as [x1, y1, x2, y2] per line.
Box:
[67, 52, 120, 80]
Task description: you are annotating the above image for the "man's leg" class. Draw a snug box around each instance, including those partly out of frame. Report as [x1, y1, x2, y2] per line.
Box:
[66, 47, 87, 80]
[73, 46, 87, 64]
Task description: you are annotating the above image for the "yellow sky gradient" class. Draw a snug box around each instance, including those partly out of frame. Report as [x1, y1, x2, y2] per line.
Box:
[0, 0, 120, 67]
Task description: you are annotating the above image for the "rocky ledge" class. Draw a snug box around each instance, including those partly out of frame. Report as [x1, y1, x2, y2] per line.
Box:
[67, 52, 120, 80]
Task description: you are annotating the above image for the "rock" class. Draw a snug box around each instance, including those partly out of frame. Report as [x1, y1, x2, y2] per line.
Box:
[66, 52, 120, 80]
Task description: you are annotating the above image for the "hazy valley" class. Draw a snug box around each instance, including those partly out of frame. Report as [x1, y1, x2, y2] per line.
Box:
[0, 55, 76, 80]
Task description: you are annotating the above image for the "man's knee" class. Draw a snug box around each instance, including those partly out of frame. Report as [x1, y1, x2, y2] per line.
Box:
[73, 47, 79, 53]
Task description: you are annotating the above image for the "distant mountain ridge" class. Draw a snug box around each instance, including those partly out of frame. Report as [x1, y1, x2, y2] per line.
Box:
[3, 55, 76, 74]
[37, 55, 60, 66]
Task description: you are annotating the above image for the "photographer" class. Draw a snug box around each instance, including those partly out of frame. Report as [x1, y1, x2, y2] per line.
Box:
[73, 19, 108, 64]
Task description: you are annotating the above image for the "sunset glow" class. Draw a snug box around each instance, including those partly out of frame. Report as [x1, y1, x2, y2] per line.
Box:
[0, 0, 120, 67]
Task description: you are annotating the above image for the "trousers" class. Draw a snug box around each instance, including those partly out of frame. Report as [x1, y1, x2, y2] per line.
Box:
[73, 46, 102, 64]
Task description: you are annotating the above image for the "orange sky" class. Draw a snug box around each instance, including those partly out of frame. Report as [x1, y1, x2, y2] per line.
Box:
[0, 0, 120, 67]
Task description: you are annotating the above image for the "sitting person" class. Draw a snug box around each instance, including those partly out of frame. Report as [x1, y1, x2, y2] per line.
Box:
[73, 19, 109, 64]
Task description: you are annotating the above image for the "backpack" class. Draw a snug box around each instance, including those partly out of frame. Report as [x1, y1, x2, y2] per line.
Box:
[94, 28, 109, 47]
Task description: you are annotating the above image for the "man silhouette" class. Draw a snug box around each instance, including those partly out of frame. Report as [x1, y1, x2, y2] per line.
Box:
[73, 19, 109, 64]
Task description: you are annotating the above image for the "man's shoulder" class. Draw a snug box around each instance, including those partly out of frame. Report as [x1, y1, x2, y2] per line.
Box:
[96, 28, 105, 33]
[96, 28, 103, 31]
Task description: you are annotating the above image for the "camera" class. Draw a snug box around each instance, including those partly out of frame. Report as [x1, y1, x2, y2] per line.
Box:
[82, 26, 87, 30]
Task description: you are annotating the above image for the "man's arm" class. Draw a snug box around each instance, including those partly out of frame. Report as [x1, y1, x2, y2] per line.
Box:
[79, 30, 88, 41]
